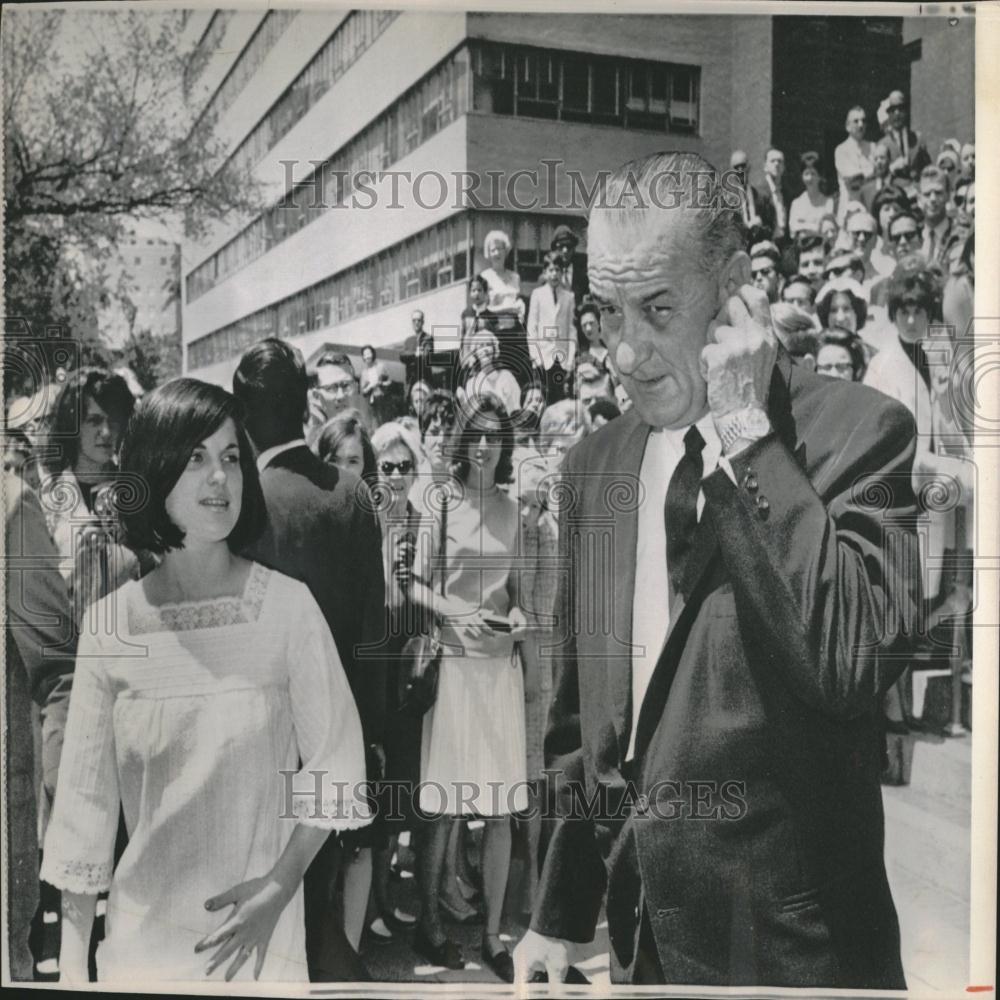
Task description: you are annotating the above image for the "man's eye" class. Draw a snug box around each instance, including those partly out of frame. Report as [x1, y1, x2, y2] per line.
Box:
[648, 303, 672, 317]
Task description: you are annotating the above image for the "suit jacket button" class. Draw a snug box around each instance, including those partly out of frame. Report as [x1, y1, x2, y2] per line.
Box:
[743, 472, 758, 493]
[756, 495, 770, 518]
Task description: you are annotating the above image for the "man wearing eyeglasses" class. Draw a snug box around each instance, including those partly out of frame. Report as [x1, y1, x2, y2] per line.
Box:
[822, 249, 865, 287]
[750, 243, 782, 304]
[845, 212, 878, 282]
[880, 90, 930, 180]
[869, 213, 925, 308]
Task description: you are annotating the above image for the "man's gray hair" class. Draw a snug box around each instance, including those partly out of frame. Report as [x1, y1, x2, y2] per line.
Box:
[593, 151, 747, 276]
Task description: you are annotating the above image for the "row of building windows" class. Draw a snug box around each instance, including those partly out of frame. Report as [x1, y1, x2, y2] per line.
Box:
[186, 210, 585, 370]
[225, 9, 400, 179]
[183, 12, 235, 98]
[185, 41, 698, 304]
[470, 43, 699, 132]
[191, 10, 297, 133]
[186, 47, 471, 302]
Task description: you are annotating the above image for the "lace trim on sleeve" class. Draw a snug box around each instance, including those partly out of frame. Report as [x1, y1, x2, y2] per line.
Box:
[39, 856, 113, 895]
[287, 794, 374, 832]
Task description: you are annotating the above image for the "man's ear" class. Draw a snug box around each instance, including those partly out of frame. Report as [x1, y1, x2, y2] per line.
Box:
[800, 354, 816, 373]
[719, 250, 751, 304]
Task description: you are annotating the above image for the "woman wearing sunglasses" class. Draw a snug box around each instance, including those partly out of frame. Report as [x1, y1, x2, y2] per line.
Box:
[403, 394, 528, 981]
[362, 421, 428, 944]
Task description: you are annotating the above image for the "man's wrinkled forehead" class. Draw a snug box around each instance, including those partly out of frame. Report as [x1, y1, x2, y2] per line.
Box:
[587, 206, 699, 288]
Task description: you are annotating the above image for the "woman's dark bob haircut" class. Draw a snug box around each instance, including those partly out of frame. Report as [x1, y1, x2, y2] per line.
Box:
[117, 378, 266, 554]
[887, 265, 941, 323]
[314, 408, 376, 483]
[47, 367, 136, 474]
[448, 393, 514, 486]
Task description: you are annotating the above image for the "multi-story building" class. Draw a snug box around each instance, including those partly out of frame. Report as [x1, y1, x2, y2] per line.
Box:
[101, 238, 182, 349]
[180, 9, 973, 387]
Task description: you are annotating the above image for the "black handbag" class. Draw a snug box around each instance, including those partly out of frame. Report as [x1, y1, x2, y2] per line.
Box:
[398, 496, 447, 718]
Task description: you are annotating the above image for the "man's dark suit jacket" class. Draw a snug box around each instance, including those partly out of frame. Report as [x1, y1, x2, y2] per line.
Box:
[531, 353, 920, 989]
[753, 179, 790, 242]
[881, 127, 931, 179]
[4, 474, 76, 979]
[562, 251, 590, 306]
[244, 444, 385, 981]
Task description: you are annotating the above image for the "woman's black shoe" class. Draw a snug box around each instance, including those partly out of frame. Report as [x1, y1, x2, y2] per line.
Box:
[413, 928, 465, 970]
[481, 941, 514, 983]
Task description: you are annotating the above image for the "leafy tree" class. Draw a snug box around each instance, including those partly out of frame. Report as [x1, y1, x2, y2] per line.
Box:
[117, 327, 183, 392]
[3, 8, 260, 397]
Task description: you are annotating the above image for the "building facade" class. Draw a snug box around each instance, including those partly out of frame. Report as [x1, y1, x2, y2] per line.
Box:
[180, 9, 972, 387]
[101, 238, 182, 350]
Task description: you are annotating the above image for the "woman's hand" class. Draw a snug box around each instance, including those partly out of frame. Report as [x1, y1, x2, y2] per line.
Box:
[507, 606, 531, 641]
[195, 874, 295, 980]
[391, 535, 416, 590]
[440, 598, 496, 638]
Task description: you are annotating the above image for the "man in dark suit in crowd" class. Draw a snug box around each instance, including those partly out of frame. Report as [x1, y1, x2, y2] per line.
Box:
[880, 90, 931, 180]
[729, 150, 774, 238]
[4, 469, 76, 978]
[756, 147, 790, 246]
[514, 151, 920, 989]
[233, 339, 385, 982]
[551, 224, 589, 305]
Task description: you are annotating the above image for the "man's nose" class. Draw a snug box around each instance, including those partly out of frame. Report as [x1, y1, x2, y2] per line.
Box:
[613, 318, 654, 375]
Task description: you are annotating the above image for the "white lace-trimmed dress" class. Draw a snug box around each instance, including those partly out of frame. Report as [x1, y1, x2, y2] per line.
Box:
[40, 564, 371, 982]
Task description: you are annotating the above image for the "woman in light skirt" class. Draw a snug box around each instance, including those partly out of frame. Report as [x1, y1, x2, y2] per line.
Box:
[405, 393, 528, 981]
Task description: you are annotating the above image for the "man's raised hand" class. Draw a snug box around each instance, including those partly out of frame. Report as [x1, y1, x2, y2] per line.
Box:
[701, 284, 778, 419]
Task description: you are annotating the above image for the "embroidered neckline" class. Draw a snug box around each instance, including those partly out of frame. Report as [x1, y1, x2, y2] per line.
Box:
[127, 562, 271, 635]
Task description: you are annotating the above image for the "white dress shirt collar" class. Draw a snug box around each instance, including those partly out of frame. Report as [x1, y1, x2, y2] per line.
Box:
[256, 438, 307, 473]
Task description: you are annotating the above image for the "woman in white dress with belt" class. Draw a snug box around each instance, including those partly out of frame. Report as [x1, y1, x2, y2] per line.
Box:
[41, 379, 370, 983]
[405, 394, 529, 982]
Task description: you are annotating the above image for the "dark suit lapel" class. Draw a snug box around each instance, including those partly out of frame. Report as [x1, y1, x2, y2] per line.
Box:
[609, 415, 651, 759]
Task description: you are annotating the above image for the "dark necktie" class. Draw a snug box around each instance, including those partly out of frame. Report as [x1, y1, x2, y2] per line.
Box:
[664, 425, 706, 604]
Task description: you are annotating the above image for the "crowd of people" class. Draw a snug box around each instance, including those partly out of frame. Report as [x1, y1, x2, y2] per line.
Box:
[2, 85, 974, 986]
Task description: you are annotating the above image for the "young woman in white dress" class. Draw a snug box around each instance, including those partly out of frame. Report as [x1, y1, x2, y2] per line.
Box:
[41, 379, 370, 983]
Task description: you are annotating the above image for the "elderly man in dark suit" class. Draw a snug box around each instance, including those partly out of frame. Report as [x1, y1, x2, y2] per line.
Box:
[233, 339, 385, 982]
[513, 151, 919, 989]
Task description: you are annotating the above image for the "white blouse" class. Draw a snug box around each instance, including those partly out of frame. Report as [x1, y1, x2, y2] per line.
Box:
[481, 266, 523, 316]
[40, 564, 370, 982]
